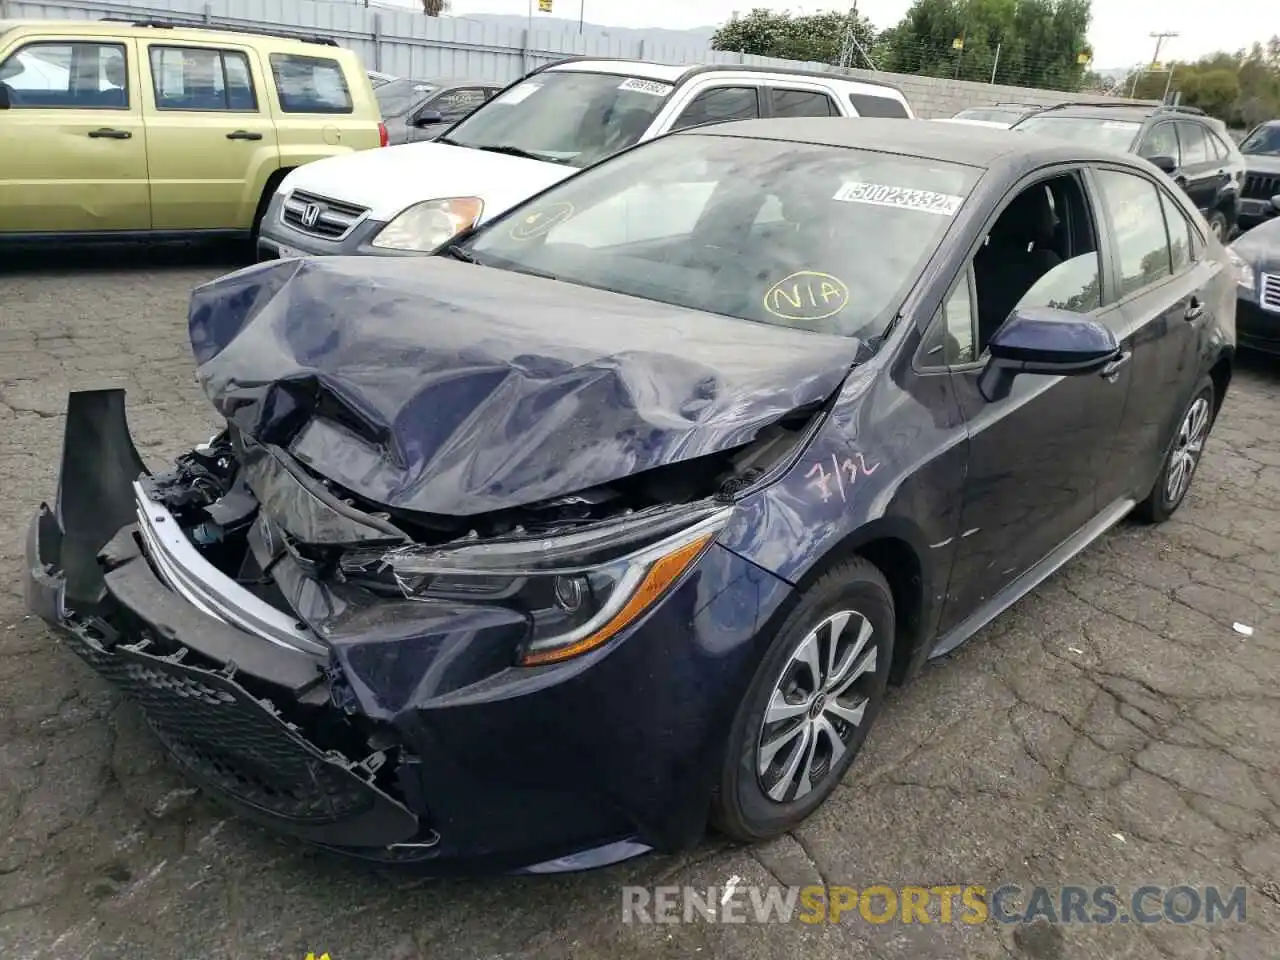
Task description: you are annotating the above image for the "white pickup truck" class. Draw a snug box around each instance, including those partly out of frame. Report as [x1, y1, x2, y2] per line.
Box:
[256, 57, 915, 259]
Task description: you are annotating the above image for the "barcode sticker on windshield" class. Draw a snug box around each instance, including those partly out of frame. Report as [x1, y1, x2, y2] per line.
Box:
[618, 77, 673, 97]
[495, 81, 541, 105]
[832, 181, 964, 216]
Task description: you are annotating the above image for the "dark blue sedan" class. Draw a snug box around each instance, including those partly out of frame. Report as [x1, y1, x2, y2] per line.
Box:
[25, 118, 1236, 874]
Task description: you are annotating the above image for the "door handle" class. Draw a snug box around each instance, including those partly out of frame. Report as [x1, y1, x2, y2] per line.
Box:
[1185, 297, 1205, 322]
[226, 130, 263, 141]
[87, 128, 131, 139]
[1100, 351, 1132, 382]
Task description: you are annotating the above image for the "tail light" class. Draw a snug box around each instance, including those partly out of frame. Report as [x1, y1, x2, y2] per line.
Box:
[378, 122, 389, 147]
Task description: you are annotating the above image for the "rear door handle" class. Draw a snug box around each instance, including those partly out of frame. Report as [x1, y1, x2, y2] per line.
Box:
[1185, 297, 1205, 322]
[1100, 351, 1132, 382]
[87, 128, 131, 139]
[226, 130, 263, 141]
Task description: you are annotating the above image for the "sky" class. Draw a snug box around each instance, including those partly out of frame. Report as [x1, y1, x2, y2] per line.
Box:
[444, 0, 1267, 68]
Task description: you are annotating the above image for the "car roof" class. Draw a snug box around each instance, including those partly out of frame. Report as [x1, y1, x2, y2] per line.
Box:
[0, 18, 344, 52]
[540, 58, 907, 98]
[687, 116, 1140, 169]
[546, 59, 689, 83]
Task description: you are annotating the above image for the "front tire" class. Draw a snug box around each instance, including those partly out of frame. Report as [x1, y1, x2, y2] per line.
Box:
[711, 557, 893, 842]
[1134, 377, 1214, 523]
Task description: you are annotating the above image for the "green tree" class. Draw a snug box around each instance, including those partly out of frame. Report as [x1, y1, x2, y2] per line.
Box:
[879, 0, 1092, 91]
[1127, 38, 1280, 126]
[711, 8, 878, 67]
[422, 0, 448, 15]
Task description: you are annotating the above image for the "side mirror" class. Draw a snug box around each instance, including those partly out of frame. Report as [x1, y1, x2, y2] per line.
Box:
[978, 307, 1119, 402]
[413, 109, 444, 128]
[1271, 193, 1280, 215]
[1147, 154, 1177, 175]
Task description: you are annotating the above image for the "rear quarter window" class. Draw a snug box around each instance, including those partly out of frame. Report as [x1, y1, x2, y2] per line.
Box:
[268, 53, 352, 114]
[848, 92, 909, 118]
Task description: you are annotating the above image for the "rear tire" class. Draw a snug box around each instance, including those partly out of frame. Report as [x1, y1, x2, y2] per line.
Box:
[1206, 209, 1228, 242]
[711, 557, 893, 842]
[1134, 376, 1215, 524]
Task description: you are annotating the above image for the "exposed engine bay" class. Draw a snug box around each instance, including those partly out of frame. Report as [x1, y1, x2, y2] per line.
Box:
[144, 403, 824, 626]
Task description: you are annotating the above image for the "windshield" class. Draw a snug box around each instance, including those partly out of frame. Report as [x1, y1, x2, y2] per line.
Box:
[440, 69, 673, 168]
[1241, 124, 1280, 156]
[375, 78, 438, 118]
[463, 133, 980, 339]
[1013, 115, 1142, 151]
[954, 108, 1023, 124]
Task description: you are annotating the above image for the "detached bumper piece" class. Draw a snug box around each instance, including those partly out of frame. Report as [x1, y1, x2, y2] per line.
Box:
[26, 389, 428, 857]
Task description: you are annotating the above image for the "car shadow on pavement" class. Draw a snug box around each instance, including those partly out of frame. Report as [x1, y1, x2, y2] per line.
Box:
[0, 240, 251, 276]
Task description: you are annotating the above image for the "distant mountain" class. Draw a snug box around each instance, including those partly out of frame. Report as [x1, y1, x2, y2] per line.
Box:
[443, 12, 718, 46]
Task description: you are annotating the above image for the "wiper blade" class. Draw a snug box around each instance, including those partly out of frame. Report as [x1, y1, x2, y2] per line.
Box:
[472, 143, 555, 162]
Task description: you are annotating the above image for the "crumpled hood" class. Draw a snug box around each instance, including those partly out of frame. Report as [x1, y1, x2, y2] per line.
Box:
[187, 257, 863, 517]
[278, 141, 574, 222]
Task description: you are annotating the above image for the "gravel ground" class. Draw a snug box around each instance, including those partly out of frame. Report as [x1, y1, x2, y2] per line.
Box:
[2, 247, 1280, 960]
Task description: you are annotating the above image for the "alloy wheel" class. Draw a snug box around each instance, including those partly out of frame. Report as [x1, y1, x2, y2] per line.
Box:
[1166, 395, 1210, 503]
[756, 610, 877, 803]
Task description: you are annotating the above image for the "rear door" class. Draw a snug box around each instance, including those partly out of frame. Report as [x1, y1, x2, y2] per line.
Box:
[0, 35, 149, 233]
[1088, 166, 1213, 507]
[1172, 120, 1219, 214]
[141, 41, 279, 231]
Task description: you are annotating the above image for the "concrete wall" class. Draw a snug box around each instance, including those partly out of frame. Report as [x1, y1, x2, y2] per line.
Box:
[2, 0, 1137, 119]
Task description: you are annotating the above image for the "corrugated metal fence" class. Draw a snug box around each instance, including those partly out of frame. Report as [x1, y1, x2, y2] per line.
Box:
[0, 0, 844, 84]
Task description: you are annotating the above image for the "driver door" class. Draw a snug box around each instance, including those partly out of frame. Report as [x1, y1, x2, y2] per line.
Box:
[932, 170, 1133, 634]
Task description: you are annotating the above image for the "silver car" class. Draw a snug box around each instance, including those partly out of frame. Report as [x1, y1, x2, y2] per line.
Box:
[375, 76, 500, 145]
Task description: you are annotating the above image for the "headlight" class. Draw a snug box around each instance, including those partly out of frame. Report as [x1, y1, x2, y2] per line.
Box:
[370, 197, 484, 252]
[1227, 246, 1255, 291]
[341, 503, 732, 666]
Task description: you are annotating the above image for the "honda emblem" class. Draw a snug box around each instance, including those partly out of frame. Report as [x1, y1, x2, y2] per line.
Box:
[300, 203, 322, 228]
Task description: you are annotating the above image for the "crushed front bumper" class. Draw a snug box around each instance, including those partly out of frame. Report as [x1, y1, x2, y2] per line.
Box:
[24, 390, 425, 854]
[27, 390, 795, 873]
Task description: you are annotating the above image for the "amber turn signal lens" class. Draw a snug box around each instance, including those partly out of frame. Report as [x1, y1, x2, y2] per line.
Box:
[519, 533, 714, 667]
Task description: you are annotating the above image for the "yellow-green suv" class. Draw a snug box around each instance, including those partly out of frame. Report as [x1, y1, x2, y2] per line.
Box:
[0, 18, 385, 244]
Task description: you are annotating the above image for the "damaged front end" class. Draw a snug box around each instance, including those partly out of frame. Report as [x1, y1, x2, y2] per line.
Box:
[27, 384, 817, 871]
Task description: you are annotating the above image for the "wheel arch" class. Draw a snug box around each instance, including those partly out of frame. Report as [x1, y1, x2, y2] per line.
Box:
[1208, 353, 1232, 422]
[784, 518, 935, 689]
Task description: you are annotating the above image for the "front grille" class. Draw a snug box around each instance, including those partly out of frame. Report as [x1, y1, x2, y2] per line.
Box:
[1261, 273, 1280, 313]
[1243, 172, 1280, 201]
[62, 620, 383, 822]
[281, 189, 369, 240]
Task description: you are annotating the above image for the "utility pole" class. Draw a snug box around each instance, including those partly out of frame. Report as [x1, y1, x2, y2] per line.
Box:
[1149, 30, 1178, 67]
[837, 3, 876, 70]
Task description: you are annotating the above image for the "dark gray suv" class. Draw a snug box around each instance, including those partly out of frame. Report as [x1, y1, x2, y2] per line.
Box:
[1239, 120, 1280, 231]
[1012, 102, 1245, 240]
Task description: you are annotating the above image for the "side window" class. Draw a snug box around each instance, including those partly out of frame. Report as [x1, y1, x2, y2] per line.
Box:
[1176, 121, 1209, 165]
[769, 88, 835, 117]
[1017, 254, 1102, 313]
[848, 92, 910, 118]
[0, 41, 128, 109]
[1096, 169, 1173, 297]
[268, 53, 352, 114]
[670, 86, 759, 131]
[1139, 122, 1178, 162]
[149, 46, 257, 111]
[433, 86, 488, 120]
[1159, 190, 1195, 270]
[920, 271, 978, 367]
[1206, 130, 1228, 161]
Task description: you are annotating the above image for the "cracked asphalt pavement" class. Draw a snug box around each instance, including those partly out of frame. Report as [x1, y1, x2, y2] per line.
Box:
[3, 247, 1280, 960]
